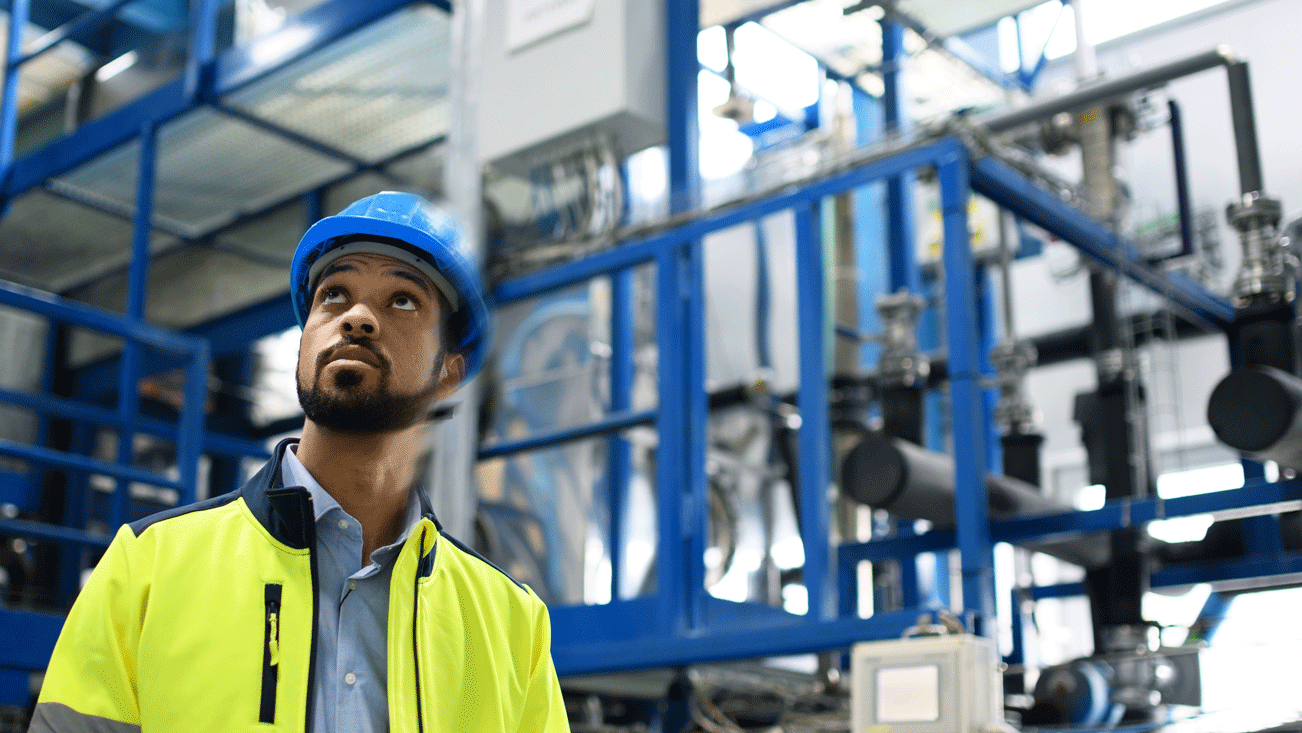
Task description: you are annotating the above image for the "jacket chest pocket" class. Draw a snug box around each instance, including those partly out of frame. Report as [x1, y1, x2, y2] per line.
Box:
[261, 583, 282, 724]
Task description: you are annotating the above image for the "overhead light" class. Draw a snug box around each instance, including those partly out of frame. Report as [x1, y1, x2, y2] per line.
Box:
[95, 51, 137, 82]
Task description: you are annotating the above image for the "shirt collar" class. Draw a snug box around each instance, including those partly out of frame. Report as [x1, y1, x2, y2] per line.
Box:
[280, 441, 424, 543]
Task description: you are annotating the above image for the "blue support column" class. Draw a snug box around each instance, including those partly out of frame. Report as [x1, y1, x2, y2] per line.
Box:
[666, 0, 699, 216]
[112, 121, 158, 528]
[686, 240, 709, 630]
[656, 245, 688, 635]
[881, 18, 920, 295]
[937, 147, 995, 632]
[795, 201, 834, 620]
[608, 269, 634, 600]
[0, 0, 30, 185]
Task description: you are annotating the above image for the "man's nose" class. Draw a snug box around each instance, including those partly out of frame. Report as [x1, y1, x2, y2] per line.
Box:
[341, 303, 378, 335]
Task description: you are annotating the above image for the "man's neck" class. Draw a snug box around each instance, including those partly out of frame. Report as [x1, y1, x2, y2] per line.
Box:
[295, 420, 425, 567]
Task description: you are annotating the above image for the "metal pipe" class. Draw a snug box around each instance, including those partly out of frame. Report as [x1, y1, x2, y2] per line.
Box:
[1226, 61, 1263, 195]
[978, 47, 1238, 135]
[1168, 99, 1195, 260]
[840, 433, 1108, 568]
[1208, 364, 1302, 470]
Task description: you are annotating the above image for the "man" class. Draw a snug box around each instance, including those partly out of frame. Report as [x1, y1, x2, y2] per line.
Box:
[30, 192, 571, 733]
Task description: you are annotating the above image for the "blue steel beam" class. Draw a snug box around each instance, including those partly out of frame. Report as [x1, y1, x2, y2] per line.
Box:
[839, 479, 1302, 563]
[7, 0, 444, 199]
[477, 409, 657, 460]
[937, 148, 995, 630]
[0, 517, 111, 548]
[0, 384, 268, 458]
[552, 609, 923, 676]
[655, 243, 689, 636]
[607, 269, 635, 600]
[686, 238, 709, 630]
[0, 438, 181, 490]
[1033, 552, 1302, 597]
[25, 0, 162, 60]
[0, 279, 203, 353]
[794, 200, 834, 620]
[0, 0, 30, 183]
[970, 155, 1233, 329]
[17, 0, 140, 67]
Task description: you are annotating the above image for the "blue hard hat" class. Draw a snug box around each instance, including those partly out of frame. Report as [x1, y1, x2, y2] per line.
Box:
[290, 191, 490, 380]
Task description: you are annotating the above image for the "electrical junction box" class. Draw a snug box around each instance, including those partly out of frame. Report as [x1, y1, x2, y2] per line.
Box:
[851, 634, 1003, 733]
[478, 0, 666, 176]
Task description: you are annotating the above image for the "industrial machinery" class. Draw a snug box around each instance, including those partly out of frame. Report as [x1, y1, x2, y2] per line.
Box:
[0, 1, 1298, 732]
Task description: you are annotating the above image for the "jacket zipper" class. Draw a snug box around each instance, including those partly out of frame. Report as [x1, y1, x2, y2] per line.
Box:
[261, 583, 283, 724]
[413, 527, 427, 733]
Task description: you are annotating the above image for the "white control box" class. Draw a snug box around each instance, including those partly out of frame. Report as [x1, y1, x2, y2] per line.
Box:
[478, 0, 666, 175]
[851, 635, 1003, 733]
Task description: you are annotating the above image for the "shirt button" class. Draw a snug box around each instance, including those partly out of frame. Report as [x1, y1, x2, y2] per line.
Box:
[344, 673, 356, 686]
[337, 519, 349, 530]
[348, 580, 357, 591]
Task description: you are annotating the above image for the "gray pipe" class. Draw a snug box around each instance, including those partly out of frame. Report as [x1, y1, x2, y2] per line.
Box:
[978, 47, 1238, 134]
[841, 434, 1109, 567]
[1208, 365, 1302, 470]
[977, 45, 1266, 201]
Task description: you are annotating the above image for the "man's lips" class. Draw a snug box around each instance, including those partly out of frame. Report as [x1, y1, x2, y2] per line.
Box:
[326, 343, 382, 369]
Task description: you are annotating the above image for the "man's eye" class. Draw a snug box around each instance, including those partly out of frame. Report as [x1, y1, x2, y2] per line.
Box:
[322, 289, 346, 304]
[392, 296, 417, 311]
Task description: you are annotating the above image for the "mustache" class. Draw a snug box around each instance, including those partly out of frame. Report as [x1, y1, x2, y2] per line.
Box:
[316, 336, 390, 373]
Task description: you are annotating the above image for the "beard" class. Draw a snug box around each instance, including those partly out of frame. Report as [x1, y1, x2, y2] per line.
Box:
[297, 338, 443, 433]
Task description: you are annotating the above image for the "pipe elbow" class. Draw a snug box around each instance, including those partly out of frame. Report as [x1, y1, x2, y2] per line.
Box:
[1215, 44, 1242, 65]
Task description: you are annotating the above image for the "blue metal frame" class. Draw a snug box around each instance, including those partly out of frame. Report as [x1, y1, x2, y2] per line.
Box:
[488, 130, 1256, 675]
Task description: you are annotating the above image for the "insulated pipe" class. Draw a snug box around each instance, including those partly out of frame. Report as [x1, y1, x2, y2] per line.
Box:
[1208, 364, 1302, 470]
[841, 434, 1108, 567]
[978, 47, 1264, 197]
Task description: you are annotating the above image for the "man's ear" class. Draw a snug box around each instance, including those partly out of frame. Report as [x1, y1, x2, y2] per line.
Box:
[435, 352, 466, 400]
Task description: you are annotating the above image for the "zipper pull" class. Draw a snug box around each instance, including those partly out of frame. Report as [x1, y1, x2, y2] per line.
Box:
[268, 610, 280, 666]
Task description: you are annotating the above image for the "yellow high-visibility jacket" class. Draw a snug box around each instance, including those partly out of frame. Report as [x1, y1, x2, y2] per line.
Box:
[30, 439, 570, 733]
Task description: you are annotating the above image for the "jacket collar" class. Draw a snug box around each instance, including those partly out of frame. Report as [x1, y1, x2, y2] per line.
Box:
[241, 437, 443, 551]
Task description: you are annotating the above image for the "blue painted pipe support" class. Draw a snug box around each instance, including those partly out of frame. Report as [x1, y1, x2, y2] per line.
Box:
[937, 149, 996, 633]
[795, 201, 834, 620]
[976, 266, 1001, 472]
[608, 268, 635, 599]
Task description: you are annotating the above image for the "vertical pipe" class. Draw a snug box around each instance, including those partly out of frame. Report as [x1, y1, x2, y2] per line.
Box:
[655, 245, 687, 634]
[666, 0, 699, 216]
[0, 0, 30, 179]
[937, 148, 995, 631]
[184, 0, 219, 101]
[1226, 61, 1263, 196]
[795, 201, 832, 621]
[608, 268, 634, 600]
[1168, 100, 1195, 260]
[880, 18, 920, 295]
[112, 122, 157, 527]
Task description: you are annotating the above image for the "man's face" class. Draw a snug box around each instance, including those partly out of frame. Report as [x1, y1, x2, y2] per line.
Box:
[296, 251, 464, 433]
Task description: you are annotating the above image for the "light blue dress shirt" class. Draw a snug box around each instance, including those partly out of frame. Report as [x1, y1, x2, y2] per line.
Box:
[281, 444, 422, 733]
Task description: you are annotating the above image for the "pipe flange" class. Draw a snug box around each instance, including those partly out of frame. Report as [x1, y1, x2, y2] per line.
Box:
[1227, 192, 1282, 232]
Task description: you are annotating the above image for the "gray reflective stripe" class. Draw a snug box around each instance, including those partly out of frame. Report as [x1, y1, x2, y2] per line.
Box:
[28, 703, 140, 733]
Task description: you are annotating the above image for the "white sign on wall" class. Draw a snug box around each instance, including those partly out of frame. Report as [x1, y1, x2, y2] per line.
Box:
[507, 0, 596, 52]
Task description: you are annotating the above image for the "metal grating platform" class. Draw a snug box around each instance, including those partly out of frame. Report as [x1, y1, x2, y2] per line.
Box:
[0, 1, 451, 300]
[222, 4, 452, 165]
